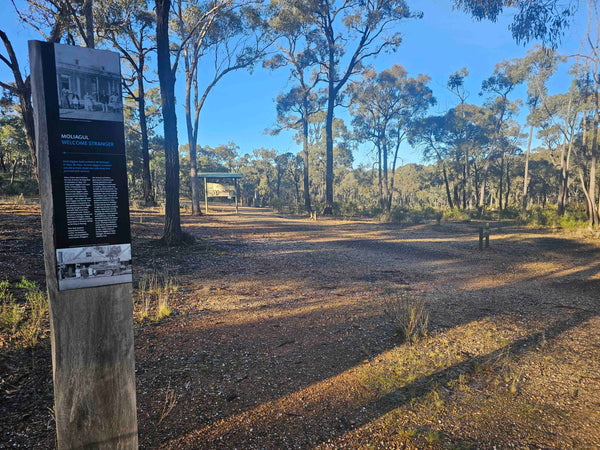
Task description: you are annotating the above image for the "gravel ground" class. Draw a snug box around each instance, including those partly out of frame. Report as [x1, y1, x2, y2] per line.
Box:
[1, 202, 599, 449]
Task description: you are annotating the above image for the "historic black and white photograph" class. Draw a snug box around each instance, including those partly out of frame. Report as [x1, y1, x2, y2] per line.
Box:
[55, 43, 123, 122]
[56, 243, 132, 290]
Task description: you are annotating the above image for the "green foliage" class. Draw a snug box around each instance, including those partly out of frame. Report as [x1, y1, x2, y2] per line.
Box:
[16, 278, 48, 347]
[522, 206, 588, 229]
[383, 206, 442, 224]
[0, 280, 22, 336]
[0, 278, 48, 348]
[442, 209, 471, 221]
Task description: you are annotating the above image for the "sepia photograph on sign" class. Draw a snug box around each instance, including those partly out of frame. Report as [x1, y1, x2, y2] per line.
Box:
[56, 243, 132, 290]
[54, 44, 123, 122]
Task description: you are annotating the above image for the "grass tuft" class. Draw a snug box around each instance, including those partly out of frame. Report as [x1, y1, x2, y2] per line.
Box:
[0, 278, 48, 348]
[383, 290, 429, 344]
[134, 271, 178, 321]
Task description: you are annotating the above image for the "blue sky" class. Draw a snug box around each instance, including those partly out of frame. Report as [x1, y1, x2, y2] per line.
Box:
[0, 0, 590, 166]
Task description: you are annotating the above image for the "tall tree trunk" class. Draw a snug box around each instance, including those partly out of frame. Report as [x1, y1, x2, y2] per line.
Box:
[183, 47, 202, 216]
[388, 131, 402, 210]
[557, 98, 573, 216]
[522, 123, 534, 219]
[382, 135, 390, 211]
[478, 158, 490, 214]
[377, 144, 383, 208]
[324, 77, 335, 214]
[156, 0, 185, 243]
[466, 146, 472, 210]
[505, 156, 511, 209]
[301, 114, 312, 213]
[442, 163, 453, 209]
[591, 63, 599, 228]
[10, 159, 18, 185]
[499, 152, 505, 211]
[137, 69, 155, 206]
[83, 0, 94, 48]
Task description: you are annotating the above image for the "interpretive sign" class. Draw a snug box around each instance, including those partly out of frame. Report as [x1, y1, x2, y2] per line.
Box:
[207, 182, 236, 198]
[30, 41, 137, 449]
[35, 43, 132, 290]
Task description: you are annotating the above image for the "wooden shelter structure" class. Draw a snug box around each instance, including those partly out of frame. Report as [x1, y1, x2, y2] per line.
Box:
[198, 172, 242, 214]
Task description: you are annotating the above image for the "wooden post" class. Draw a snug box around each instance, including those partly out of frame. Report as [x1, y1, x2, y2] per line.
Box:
[204, 177, 209, 214]
[30, 41, 137, 449]
[485, 223, 490, 249]
[234, 178, 239, 214]
[478, 227, 484, 251]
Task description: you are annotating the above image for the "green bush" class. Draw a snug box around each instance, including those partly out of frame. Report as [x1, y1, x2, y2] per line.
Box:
[442, 209, 471, 221]
[383, 206, 443, 224]
[520, 207, 588, 229]
[560, 208, 588, 229]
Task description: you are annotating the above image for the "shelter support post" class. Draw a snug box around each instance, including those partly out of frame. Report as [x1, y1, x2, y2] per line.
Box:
[204, 177, 208, 214]
[235, 179, 239, 214]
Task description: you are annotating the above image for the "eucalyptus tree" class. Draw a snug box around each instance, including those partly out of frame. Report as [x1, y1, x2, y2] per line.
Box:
[349, 64, 435, 211]
[497, 120, 523, 210]
[517, 46, 560, 217]
[478, 59, 526, 212]
[447, 68, 475, 209]
[453, 0, 578, 48]
[266, 1, 323, 213]
[1, 0, 94, 182]
[531, 85, 581, 216]
[174, 0, 272, 216]
[13, 0, 95, 46]
[0, 31, 38, 181]
[155, 0, 187, 243]
[96, 0, 158, 205]
[409, 115, 455, 209]
[308, 114, 353, 206]
[0, 98, 30, 185]
[298, 0, 421, 214]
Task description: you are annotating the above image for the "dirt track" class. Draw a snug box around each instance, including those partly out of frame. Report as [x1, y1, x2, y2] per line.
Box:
[2, 203, 600, 448]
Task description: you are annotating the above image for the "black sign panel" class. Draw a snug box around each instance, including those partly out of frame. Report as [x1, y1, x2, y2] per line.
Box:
[36, 43, 132, 290]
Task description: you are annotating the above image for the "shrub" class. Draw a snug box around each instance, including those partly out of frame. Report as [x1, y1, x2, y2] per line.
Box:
[442, 209, 471, 221]
[521, 207, 587, 229]
[383, 206, 443, 224]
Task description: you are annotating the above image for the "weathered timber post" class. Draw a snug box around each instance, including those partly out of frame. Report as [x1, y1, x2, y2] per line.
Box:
[234, 178, 239, 215]
[478, 223, 491, 251]
[204, 177, 209, 214]
[29, 41, 137, 449]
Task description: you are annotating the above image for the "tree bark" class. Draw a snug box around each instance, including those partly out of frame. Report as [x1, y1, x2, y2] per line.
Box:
[156, 0, 186, 243]
[137, 69, 155, 206]
[499, 152, 504, 211]
[301, 114, 312, 213]
[83, 0, 94, 48]
[324, 76, 335, 214]
[382, 135, 390, 211]
[522, 123, 534, 219]
[591, 62, 599, 228]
